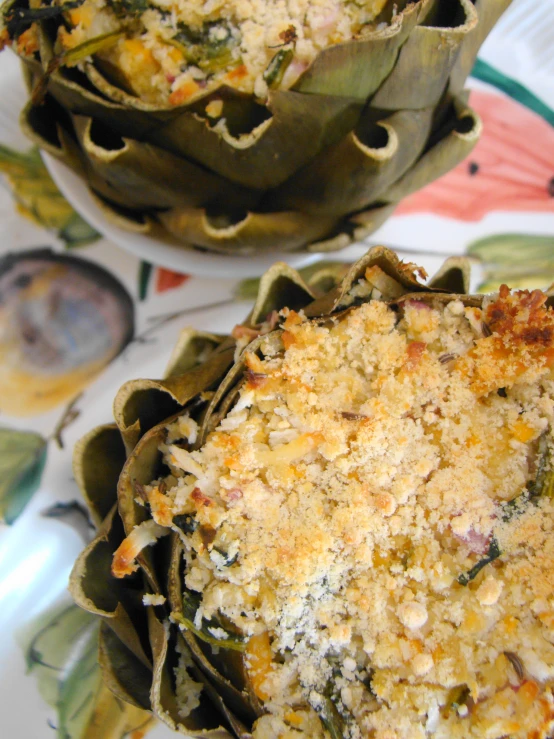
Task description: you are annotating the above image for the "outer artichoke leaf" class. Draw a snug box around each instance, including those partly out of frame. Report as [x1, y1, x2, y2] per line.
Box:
[197, 335, 268, 447]
[268, 107, 434, 216]
[303, 245, 430, 317]
[159, 207, 337, 254]
[428, 256, 471, 294]
[186, 657, 254, 739]
[71, 115, 259, 211]
[449, 0, 514, 93]
[247, 261, 315, 325]
[69, 504, 153, 669]
[99, 621, 153, 710]
[346, 203, 398, 247]
[293, 0, 426, 98]
[20, 97, 80, 169]
[382, 97, 481, 203]
[114, 344, 236, 452]
[45, 67, 165, 142]
[148, 89, 362, 190]
[371, 0, 478, 110]
[165, 329, 227, 380]
[148, 610, 234, 737]
[73, 423, 126, 527]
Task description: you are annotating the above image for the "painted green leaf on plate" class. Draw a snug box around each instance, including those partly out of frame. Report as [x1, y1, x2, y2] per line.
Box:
[468, 233, 554, 292]
[0, 144, 99, 247]
[24, 604, 155, 738]
[0, 427, 47, 524]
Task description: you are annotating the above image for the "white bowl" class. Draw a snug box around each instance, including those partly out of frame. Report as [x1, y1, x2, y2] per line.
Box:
[43, 153, 323, 279]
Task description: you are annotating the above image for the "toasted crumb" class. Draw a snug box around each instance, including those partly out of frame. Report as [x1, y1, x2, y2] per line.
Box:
[160, 290, 554, 738]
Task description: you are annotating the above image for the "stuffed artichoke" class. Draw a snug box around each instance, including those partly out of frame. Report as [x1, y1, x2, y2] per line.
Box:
[2, 0, 510, 255]
[70, 247, 554, 738]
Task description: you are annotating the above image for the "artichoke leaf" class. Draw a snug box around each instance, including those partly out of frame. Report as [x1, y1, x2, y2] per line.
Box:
[147, 89, 362, 190]
[381, 97, 481, 203]
[114, 342, 236, 452]
[449, 0, 514, 93]
[427, 256, 472, 294]
[99, 621, 153, 710]
[148, 610, 235, 737]
[69, 504, 153, 669]
[165, 329, 228, 380]
[303, 245, 431, 317]
[268, 107, 434, 216]
[247, 260, 315, 325]
[72, 115, 259, 211]
[185, 655, 255, 739]
[371, 0, 478, 110]
[346, 203, 398, 247]
[20, 97, 83, 172]
[73, 424, 127, 527]
[293, 0, 427, 98]
[158, 207, 337, 254]
[167, 536, 258, 721]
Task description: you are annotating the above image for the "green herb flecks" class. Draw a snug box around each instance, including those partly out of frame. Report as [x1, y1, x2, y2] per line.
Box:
[107, 0, 149, 18]
[3, 0, 84, 40]
[457, 537, 501, 586]
[263, 48, 293, 88]
[173, 513, 198, 534]
[172, 589, 246, 651]
[169, 21, 240, 74]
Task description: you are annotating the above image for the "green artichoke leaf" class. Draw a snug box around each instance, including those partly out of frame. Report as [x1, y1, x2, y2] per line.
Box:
[247, 260, 315, 325]
[309, 203, 395, 254]
[303, 245, 431, 317]
[73, 424, 127, 527]
[167, 538, 260, 722]
[371, 0, 478, 110]
[0, 426, 47, 524]
[99, 621, 153, 710]
[148, 609, 235, 737]
[293, 0, 425, 98]
[158, 207, 338, 254]
[165, 329, 228, 379]
[234, 261, 348, 302]
[69, 504, 154, 669]
[146, 89, 363, 189]
[20, 96, 83, 171]
[185, 655, 254, 739]
[449, 0, 514, 93]
[268, 107, 434, 216]
[427, 256, 472, 294]
[114, 339, 235, 452]
[381, 96, 481, 204]
[71, 115, 259, 211]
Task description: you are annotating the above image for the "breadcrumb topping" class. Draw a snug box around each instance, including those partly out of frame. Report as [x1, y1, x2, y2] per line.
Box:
[157, 289, 554, 738]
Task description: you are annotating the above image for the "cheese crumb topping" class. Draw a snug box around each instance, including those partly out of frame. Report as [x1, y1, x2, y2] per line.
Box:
[159, 289, 554, 738]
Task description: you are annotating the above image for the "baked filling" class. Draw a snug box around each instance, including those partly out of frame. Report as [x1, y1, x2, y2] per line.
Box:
[126, 285, 554, 738]
[49, 0, 389, 103]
